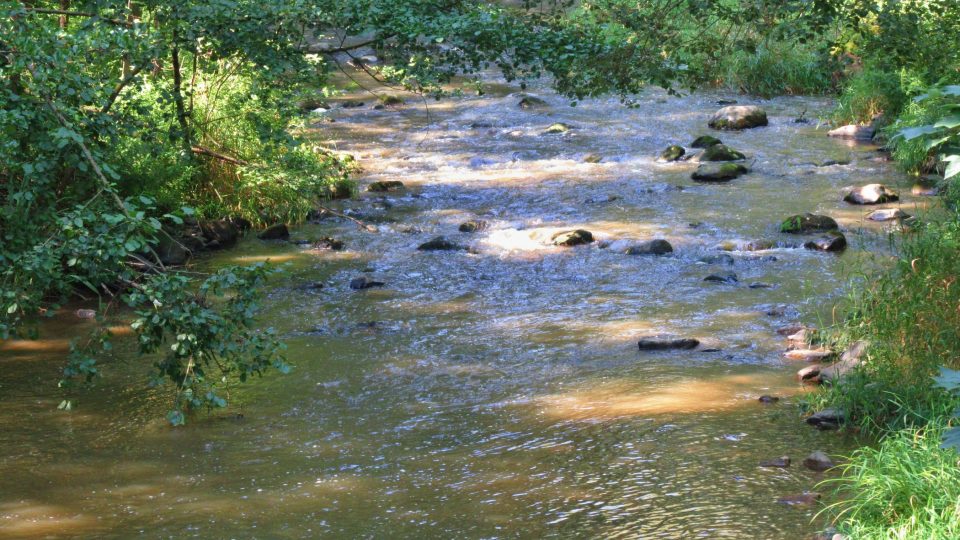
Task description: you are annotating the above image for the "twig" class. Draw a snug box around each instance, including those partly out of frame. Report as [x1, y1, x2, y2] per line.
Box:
[314, 204, 378, 233]
[191, 145, 249, 166]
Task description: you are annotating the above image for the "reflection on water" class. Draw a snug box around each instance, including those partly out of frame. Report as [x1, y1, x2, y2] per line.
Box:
[0, 71, 919, 538]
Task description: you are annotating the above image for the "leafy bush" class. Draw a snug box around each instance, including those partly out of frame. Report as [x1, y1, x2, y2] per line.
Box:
[888, 85, 960, 179]
[719, 42, 832, 97]
[832, 68, 911, 126]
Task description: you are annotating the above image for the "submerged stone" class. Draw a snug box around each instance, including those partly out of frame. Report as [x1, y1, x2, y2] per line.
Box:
[459, 220, 489, 233]
[691, 163, 748, 182]
[867, 208, 909, 221]
[637, 336, 700, 351]
[543, 122, 573, 134]
[584, 153, 603, 163]
[708, 105, 768, 130]
[418, 236, 466, 251]
[803, 451, 836, 472]
[828, 124, 874, 140]
[760, 456, 791, 468]
[257, 223, 290, 240]
[518, 95, 549, 109]
[704, 271, 738, 284]
[350, 276, 385, 290]
[804, 231, 847, 252]
[777, 492, 821, 505]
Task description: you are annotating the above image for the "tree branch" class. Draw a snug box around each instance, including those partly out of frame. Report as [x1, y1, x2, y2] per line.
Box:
[23, 8, 133, 27]
[191, 145, 249, 166]
[101, 62, 147, 114]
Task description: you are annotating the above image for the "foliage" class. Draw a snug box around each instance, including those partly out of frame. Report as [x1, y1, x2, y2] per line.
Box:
[889, 86, 960, 179]
[717, 41, 832, 98]
[831, 68, 910, 126]
[820, 422, 960, 540]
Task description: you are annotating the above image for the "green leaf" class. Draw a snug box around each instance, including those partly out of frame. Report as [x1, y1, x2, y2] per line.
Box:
[934, 115, 960, 129]
[945, 159, 960, 180]
[167, 410, 185, 426]
[899, 125, 940, 141]
[933, 366, 960, 392]
[941, 427, 960, 451]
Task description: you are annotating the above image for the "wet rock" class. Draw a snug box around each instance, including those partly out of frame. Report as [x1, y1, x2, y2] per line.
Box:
[843, 184, 899, 205]
[716, 99, 738, 105]
[777, 324, 807, 336]
[691, 135, 722, 148]
[708, 105, 768, 130]
[806, 408, 845, 430]
[551, 229, 594, 247]
[379, 95, 404, 106]
[828, 124, 874, 140]
[156, 234, 190, 266]
[340, 99, 365, 108]
[691, 162, 748, 182]
[760, 456, 791, 468]
[584, 153, 603, 163]
[75, 309, 97, 319]
[786, 328, 811, 347]
[749, 282, 774, 289]
[301, 282, 325, 291]
[912, 180, 940, 196]
[701, 144, 746, 162]
[586, 194, 621, 204]
[469, 156, 498, 168]
[867, 208, 909, 221]
[200, 219, 240, 248]
[700, 253, 735, 265]
[327, 181, 353, 199]
[758, 395, 780, 404]
[716, 239, 774, 252]
[659, 145, 686, 162]
[367, 180, 405, 192]
[804, 231, 847, 252]
[638, 336, 700, 351]
[797, 364, 822, 383]
[350, 276, 385, 290]
[625, 239, 673, 256]
[704, 272, 738, 284]
[780, 213, 838, 234]
[258, 223, 290, 241]
[819, 341, 869, 384]
[543, 122, 572, 134]
[470, 121, 493, 129]
[418, 236, 466, 251]
[819, 159, 851, 167]
[803, 451, 836, 472]
[459, 220, 489, 233]
[784, 348, 835, 362]
[313, 237, 345, 250]
[777, 492, 821, 505]
[518, 95, 549, 109]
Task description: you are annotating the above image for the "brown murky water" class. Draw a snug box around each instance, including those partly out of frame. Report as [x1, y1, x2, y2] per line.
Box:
[1, 75, 923, 538]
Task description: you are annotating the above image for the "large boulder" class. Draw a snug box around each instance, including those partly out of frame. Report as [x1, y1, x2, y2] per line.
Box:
[700, 144, 745, 162]
[828, 124, 875, 140]
[552, 229, 594, 247]
[658, 145, 685, 162]
[691, 135, 722, 148]
[708, 105, 768, 130]
[199, 219, 240, 249]
[257, 223, 290, 241]
[867, 208, 910, 221]
[625, 239, 673, 255]
[780, 213, 838, 234]
[691, 163, 748, 182]
[843, 184, 899, 205]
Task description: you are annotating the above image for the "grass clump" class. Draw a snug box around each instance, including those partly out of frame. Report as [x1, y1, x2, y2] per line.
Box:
[831, 68, 911, 126]
[719, 42, 832, 98]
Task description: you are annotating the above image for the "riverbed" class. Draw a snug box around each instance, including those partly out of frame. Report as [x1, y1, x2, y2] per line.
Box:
[0, 76, 923, 538]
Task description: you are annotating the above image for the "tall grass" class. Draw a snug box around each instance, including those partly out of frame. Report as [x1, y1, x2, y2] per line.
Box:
[718, 42, 832, 98]
[831, 68, 910, 126]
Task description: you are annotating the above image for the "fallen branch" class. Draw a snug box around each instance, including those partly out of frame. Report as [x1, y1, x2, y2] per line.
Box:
[314, 204, 378, 233]
[191, 145, 249, 166]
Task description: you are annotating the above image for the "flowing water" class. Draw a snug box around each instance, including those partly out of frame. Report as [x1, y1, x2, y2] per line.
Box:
[0, 76, 926, 539]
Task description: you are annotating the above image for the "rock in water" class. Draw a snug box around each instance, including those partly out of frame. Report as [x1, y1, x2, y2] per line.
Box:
[804, 232, 847, 252]
[784, 349, 835, 362]
[700, 253, 735, 265]
[700, 144, 746, 162]
[367, 180, 405, 192]
[803, 451, 836, 472]
[780, 213, 839, 234]
[638, 336, 700, 351]
[518, 95, 548, 109]
[584, 153, 603, 163]
[760, 456, 791, 468]
[659, 145, 685, 162]
[418, 236, 465, 251]
[758, 395, 780, 404]
[691, 163, 748, 182]
[806, 408, 845, 430]
[867, 208, 909, 221]
[828, 124, 875, 140]
[258, 223, 290, 240]
[350, 276, 385, 290]
[818, 341, 869, 384]
[459, 220, 489, 233]
[843, 184, 899, 205]
[543, 122, 572, 134]
[552, 229, 594, 247]
[199, 219, 240, 248]
[797, 364, 822, 383]
[708, 105, 768, 130]
[156, 234, 190, 266]
[691, 135, 722, 148]
[704, 272, 738, 283]
[625, 239, 673, 255]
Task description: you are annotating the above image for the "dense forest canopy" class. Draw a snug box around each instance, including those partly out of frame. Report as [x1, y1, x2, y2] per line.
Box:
[2, 0, 959, 421]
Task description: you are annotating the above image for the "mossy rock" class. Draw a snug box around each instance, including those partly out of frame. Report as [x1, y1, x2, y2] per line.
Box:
[552, 229, 594, 247]
[701, 144, 745, 162]
[658, 145, 685, 162]
[691, 163, 748, 182]
[459, 220, 489, 233]
[690, 135, 722, 148]
[584, 153, 603, 163]
[367, 180, 405, 192]
[518, 96, 549, 109]
[543, 122, 573, 134]
[780, 213, 839, 234]
[625, 239, 673, 255]
[708, 105, 768, 130]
